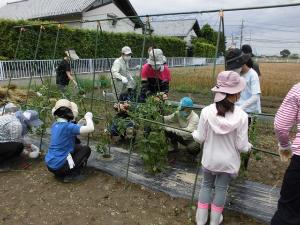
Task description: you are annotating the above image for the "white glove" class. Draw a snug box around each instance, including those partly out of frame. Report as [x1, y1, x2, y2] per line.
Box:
[29, 144, 40, 158]
[84, 112, 93, 120]
[248, 143, 253, 151]
[278, 143, 292, 162]
[67, 153, 75, 169]
[121, 76, 128, 84]
[192, 130, 201, 143]
[72, 80, 78, 87]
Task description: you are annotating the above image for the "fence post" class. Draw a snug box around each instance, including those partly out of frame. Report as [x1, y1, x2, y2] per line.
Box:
[89, 59, 93, 74]
[184, 57, 186, 67]
[0, 61, 4, 80]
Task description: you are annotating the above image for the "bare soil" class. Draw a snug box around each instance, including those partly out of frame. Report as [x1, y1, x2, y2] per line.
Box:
[0, 160, 266, 225]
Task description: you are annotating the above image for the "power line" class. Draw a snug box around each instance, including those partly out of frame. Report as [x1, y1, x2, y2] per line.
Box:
[13, 2, 300, 28]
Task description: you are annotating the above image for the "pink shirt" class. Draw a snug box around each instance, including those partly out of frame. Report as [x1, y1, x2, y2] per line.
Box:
[274, 83, 300, 156]
[141, 64, 171, 81]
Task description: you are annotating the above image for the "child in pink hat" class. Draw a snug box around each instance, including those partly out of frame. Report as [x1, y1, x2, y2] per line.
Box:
[192, 71, 252, 225]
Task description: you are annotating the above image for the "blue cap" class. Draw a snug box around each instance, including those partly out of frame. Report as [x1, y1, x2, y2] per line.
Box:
[179, 97, 193, 110]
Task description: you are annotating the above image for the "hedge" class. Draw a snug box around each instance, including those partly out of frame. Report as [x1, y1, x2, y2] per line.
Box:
[0, 19, 186, 60]
[192, 40, 216, 58]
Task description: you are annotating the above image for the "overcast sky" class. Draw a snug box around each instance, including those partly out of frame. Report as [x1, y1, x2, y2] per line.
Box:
[1, 0, 300, 55]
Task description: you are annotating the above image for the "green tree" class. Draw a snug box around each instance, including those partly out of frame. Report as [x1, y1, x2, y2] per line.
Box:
[280, 49, 291, 58]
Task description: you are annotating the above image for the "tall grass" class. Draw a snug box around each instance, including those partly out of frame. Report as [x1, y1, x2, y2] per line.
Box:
[170, 63, 300, 98]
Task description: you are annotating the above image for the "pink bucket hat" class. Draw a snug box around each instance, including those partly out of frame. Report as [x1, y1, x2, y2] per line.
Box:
[211, 71, 246, 102]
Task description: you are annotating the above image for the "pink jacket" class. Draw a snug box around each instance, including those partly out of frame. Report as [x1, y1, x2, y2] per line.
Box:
[274, 83, 300, 156]
[193, 104, 251, 174]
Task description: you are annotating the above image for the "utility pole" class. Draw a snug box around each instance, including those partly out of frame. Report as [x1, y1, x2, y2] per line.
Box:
[240, 19, 244, 48]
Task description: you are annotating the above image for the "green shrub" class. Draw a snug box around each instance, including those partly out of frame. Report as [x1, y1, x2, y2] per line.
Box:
[192, 40, 216, 58]
[0, 55, 8, 60]
[0, 19, 186, 60]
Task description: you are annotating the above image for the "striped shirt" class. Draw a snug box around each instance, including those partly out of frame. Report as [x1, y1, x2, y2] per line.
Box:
[274, 83, 300, 156]
[0, 114, 23, 143]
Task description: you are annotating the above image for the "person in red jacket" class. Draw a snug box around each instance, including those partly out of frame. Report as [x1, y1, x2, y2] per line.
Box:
[139, 49, 171, 102]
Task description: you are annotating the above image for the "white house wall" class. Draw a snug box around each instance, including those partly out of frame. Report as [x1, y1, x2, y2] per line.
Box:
[184, 30, 197, 47]
[82, 3, 139, 33]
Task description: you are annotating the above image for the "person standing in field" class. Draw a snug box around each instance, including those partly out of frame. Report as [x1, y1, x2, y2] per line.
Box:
[192, 71, 252, 225]
[56, 50, 78, 95]
[242, 44, 261, 76]
[111, 46, 136, 100]
[226, 48, 262, 115]
[271, 83, 300, 225]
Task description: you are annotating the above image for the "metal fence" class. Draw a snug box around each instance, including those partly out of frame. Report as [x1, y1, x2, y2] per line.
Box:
[0, 57, 225, 80]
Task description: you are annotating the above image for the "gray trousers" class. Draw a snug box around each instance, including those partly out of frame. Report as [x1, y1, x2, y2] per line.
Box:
[198, 170, 231, 207]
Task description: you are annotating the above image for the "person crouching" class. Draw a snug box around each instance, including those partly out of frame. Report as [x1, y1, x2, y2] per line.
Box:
[45, 99, 94, 182]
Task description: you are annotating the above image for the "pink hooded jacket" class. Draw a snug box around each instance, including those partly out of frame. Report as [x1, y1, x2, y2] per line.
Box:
[193, 103, 251, 174]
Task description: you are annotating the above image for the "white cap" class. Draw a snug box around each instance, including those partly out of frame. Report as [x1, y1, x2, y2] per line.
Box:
[121, 46, 132, 55]
[65, 49, 79, 60]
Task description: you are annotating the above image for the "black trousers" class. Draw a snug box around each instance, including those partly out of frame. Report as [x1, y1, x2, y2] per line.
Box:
[0, 142, 24, 164]
[165, 131, 190, 147]
[271, 155, 300, 225]
[47, 145, 91, 177]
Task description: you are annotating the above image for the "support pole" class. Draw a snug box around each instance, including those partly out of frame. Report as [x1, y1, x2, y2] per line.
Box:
[1, 27, 24, 115]
[87, 21, 100, 146]
[211, 11, 222, 86]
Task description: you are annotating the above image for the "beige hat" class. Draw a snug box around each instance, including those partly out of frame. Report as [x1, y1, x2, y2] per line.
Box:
[52, 99, 72, 116]
[70, 102, 78, 118]
[121, 46, 132, 55]
[148, 49, 165, 66]
[65, 49, 79, 60]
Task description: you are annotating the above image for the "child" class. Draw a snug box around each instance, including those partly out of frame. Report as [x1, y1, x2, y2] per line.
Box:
[45, 99, 94, 182]
[192, 71, 252, 225]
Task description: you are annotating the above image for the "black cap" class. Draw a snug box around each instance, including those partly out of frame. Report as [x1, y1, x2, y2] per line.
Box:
[241, 44, 254, 57]
[225, 48, 250, 70]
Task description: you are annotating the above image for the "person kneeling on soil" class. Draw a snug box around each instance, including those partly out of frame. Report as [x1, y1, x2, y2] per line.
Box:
[45, 99, 94, 182]
[164, 97, 200, 156]
[109, 98, 135, 142]
[0, 109, 43, 169]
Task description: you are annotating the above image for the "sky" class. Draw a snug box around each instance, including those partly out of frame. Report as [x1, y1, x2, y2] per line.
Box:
[1, 0, 300, 55]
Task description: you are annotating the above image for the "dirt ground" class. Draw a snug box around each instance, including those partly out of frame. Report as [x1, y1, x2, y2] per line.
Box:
[0, 160, 267, 225]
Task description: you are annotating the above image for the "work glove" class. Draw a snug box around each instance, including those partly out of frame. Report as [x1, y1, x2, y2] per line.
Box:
[248, 143, 253, 152]
[121, 76, 128, 84]
[84, 112, 93, 120]
[29, 144, 40, 158]
[278, 143, 292, 162]
[72, 79, 78, 87]
[192, 130, 201, 143]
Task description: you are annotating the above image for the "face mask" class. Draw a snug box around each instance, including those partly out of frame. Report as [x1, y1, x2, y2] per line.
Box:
[179, 111, 189, 118]
[123, 55, 131, 62]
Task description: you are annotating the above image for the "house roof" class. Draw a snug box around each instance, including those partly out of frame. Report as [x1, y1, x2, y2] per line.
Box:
[151, 19, 200, 37]
[0, 0, 142, 27]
